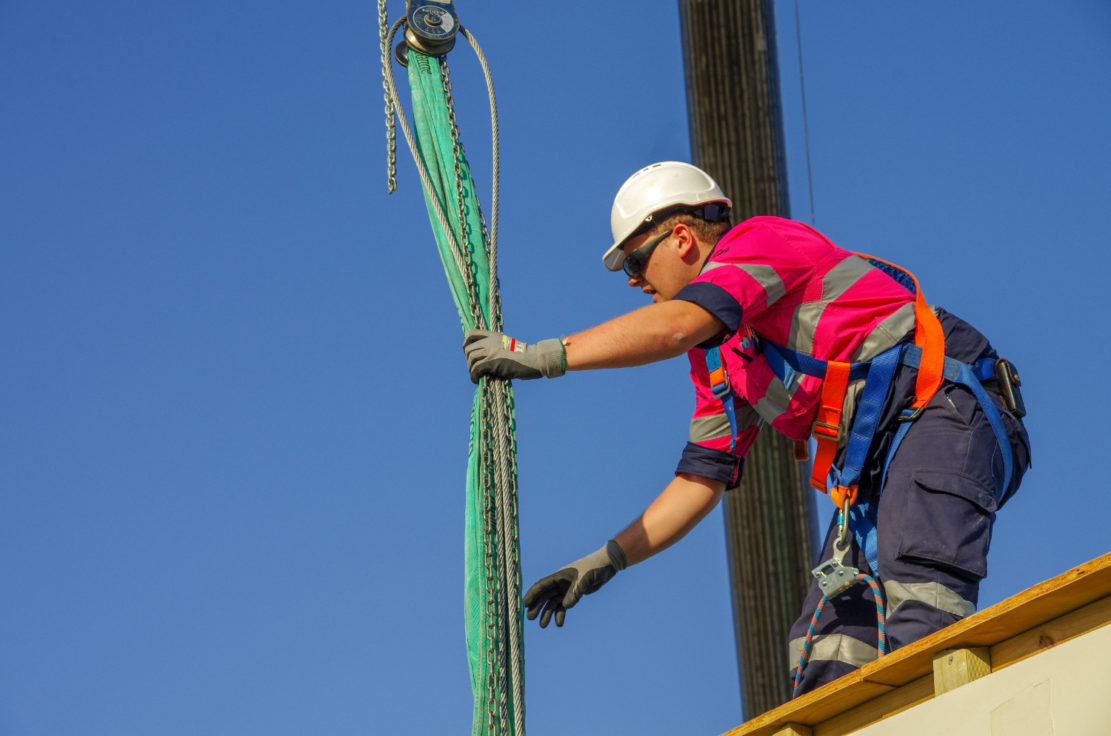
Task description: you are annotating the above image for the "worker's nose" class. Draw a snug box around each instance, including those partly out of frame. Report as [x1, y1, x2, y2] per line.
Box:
[627, 274, 642, 288]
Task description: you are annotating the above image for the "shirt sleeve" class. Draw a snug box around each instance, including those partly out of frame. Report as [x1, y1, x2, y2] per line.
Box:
[674, 220, 815, 339]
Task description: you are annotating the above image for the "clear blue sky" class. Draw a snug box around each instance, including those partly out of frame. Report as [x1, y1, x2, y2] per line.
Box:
[3, 2, 1109, 735]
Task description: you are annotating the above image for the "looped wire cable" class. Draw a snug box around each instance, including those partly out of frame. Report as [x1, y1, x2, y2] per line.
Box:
[380, 19, 485, 328]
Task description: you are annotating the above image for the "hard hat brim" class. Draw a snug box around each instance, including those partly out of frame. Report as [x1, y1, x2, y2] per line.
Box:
[602, 241, 626, 272]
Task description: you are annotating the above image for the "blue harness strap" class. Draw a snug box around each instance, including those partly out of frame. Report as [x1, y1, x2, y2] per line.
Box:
[705, 347, 739, 451]
[762, 339, 1014, 576]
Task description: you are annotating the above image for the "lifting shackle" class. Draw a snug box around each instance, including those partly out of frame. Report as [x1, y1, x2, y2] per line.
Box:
[394, 0, 459, 65]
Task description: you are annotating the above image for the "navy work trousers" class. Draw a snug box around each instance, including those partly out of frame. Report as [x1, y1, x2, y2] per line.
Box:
[788, 381, 1030, 695]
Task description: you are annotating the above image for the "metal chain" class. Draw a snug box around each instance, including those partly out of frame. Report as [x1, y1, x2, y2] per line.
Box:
[481, 392, 501, 735]
[378, 0, 398, 193]
[381, 25, 487, 332]
[478, 393, 501, 734]
[459, 27, 501, 330]
[452, 33, 524, 730]
[446, 51, 505, 733]
[443, 31, 524, 736]
[440, 60, 490, 333]
[491, 380, 524, 735]
[488, 386, 515, 734]
[381, 25, 461, 269]
[486, 390, 510, 736]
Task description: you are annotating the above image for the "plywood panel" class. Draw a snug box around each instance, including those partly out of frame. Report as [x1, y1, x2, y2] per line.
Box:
[719, 552, 1111, 736]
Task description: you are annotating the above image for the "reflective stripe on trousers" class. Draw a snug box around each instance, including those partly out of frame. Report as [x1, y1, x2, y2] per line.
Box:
[788, 382, 1030, 695]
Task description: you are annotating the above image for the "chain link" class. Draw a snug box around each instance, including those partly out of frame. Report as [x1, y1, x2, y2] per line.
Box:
[481, 398, 500, 734]
[378, 0, 398, 193]
[440, 59, 490, 330]
[443, 60, 499, 730]
[442, 62, 476, 303]
[443, 46, 519, 736]
[493, 380, 523, 735]
[479, 390, 505, 736]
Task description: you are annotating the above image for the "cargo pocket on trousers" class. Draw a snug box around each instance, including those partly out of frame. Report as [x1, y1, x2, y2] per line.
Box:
[896, 468, 997, 581]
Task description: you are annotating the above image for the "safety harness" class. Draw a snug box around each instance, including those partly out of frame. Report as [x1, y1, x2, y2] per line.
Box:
[705, 254, 1019, 576]
[706, 254, 1022, 696]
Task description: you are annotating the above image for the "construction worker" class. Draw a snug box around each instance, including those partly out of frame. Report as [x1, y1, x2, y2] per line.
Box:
[463, 161, 1030, 695]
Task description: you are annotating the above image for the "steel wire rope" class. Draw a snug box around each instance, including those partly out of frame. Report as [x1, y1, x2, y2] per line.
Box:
[438, 31, 520, 736]
[381, 20, 485, 327]
[437, 54, 511, 733]
[457, 29, 526, 736]
[459, 27, 500, 323]
[461, 27, 526, 734]
[488, 379, 523, 735]
[793, 0, 816, 226]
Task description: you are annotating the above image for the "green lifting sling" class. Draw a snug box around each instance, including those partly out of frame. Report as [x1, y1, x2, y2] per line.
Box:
[384, 20, 526, 736]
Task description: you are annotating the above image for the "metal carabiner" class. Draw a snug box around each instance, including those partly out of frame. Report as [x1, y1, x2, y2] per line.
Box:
[833, 498, 852, 563]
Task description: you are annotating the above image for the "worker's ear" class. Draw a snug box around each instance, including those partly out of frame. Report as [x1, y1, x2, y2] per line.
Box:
[673, 223, 700, 262]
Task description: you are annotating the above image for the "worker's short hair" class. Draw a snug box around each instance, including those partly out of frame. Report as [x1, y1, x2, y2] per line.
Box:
[654, 212, 732, 245]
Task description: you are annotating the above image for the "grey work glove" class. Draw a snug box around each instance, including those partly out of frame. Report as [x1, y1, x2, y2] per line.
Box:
[463, 329, 565, 383]
[523, 540, 628, 628]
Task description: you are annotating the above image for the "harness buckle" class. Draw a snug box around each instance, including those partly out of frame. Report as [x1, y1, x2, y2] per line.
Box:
[812, 420, 841, 441]
[708, 365, 730, 399]
[897, 407, 923, 422]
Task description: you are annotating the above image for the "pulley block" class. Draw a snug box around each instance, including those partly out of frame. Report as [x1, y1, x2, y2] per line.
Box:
[396, 0, 459, 65]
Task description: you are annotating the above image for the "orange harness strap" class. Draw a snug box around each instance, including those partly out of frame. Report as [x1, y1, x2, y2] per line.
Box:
[806, 256, 946, 508]
[856, 253, 946, 410]
[809, 359, 851, 499]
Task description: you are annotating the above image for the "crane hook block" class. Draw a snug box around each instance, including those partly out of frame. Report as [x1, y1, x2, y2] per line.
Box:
[404, 0, 459, 58]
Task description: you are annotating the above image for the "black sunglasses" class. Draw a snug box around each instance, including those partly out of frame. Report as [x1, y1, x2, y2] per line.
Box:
[623, 228, 674, 279]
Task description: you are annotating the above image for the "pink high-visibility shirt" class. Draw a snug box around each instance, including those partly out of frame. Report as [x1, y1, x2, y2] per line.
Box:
[673, 216, 917, 485]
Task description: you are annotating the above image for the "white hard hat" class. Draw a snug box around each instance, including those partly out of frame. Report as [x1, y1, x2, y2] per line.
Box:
[603, 161, 732, 272]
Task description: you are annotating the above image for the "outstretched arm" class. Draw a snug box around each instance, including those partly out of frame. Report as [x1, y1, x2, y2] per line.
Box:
[613, 472, 725, 565]
[562, 300, 725, 371]
[463, 299, 725, 382]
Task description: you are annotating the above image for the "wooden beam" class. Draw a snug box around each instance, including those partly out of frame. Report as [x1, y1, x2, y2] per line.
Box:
[932, 647, 991, 695]
[991, 592, 1111, 669]
[717, 551, 1111, 736]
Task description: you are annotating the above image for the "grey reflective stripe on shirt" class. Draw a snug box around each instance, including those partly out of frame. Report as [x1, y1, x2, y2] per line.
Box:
[786, 255, 875, 354]
[753, 373, 797, 424]
[834, 380, 866, 452]
[702, 260, 786, 310]
[884, 580, 975, 620]
[850, 301, 916, 361]
[787, 633, 877, 673]
[690, 404, 761, 443]
[690, 413, 732, 443]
